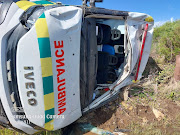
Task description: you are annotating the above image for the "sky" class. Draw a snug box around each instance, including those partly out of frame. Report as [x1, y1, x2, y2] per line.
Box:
[53, 0, 180, 26]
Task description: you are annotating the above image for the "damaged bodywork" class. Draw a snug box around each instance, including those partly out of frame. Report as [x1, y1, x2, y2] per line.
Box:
[0, 0, 154, 134]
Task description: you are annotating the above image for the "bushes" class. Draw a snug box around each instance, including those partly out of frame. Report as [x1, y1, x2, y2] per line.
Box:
[153, 20, 180, 62]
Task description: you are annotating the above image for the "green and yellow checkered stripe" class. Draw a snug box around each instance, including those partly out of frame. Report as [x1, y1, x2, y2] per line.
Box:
[16, 0, 55, 11]
[16, 0, 56, 130]
[35, 13, 54, 131]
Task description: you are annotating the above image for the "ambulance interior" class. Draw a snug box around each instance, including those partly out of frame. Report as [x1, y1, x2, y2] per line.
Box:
[80, 17, 130, 109]
[96, 19, 126, 85]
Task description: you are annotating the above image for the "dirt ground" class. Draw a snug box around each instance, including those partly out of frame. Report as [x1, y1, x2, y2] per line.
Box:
[77, 96, 180, 135]
[75, 56, 180, 135]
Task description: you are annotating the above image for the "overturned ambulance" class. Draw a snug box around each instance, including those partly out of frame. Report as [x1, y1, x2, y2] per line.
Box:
[0, 0, 154, 134]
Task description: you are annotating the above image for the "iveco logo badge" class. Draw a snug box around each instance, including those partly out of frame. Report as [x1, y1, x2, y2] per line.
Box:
[24, 67, 37, 106]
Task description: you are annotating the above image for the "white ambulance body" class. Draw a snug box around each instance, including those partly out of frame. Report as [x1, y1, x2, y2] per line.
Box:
[0, 0, 154, 134]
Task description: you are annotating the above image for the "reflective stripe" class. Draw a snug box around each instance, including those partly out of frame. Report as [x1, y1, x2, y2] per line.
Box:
[44, 93, 55, 110]
[35, 18, 49, 38]
[41, 57, 53, 77]
[43, 76, 54, 95]
[35, 12, 55, 130]
[42, 4, 55, 6]
[16, 1, 56, 11]
[38, 38, 51, 58]
[44, 120, 54, 131]
[135, 24, 149, 81]
[45, 108, 54, 123]
[16, 1, 36, 11]
[34, 1, 54, 5]
[132, 80, 139, 83]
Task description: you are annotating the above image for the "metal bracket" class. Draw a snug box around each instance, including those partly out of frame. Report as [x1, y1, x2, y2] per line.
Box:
[83, 0, 103, 7]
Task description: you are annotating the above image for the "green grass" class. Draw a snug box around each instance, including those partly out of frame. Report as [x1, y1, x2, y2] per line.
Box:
[0, 128, 19, 135]
[153, 20, 180, 62]
[0, 128, 62, 135]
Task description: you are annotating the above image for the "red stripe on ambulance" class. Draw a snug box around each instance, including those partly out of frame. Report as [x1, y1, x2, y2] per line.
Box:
[54, 41, 66, 115]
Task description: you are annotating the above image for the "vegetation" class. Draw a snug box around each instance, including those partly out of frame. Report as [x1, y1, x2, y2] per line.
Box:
[126, 63, 180, 135]
[153, 20, 180, 62]
[126, 20, 180, 134]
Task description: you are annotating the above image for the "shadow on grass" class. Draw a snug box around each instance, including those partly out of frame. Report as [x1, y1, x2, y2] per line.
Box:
[142, 57, 162, 79]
